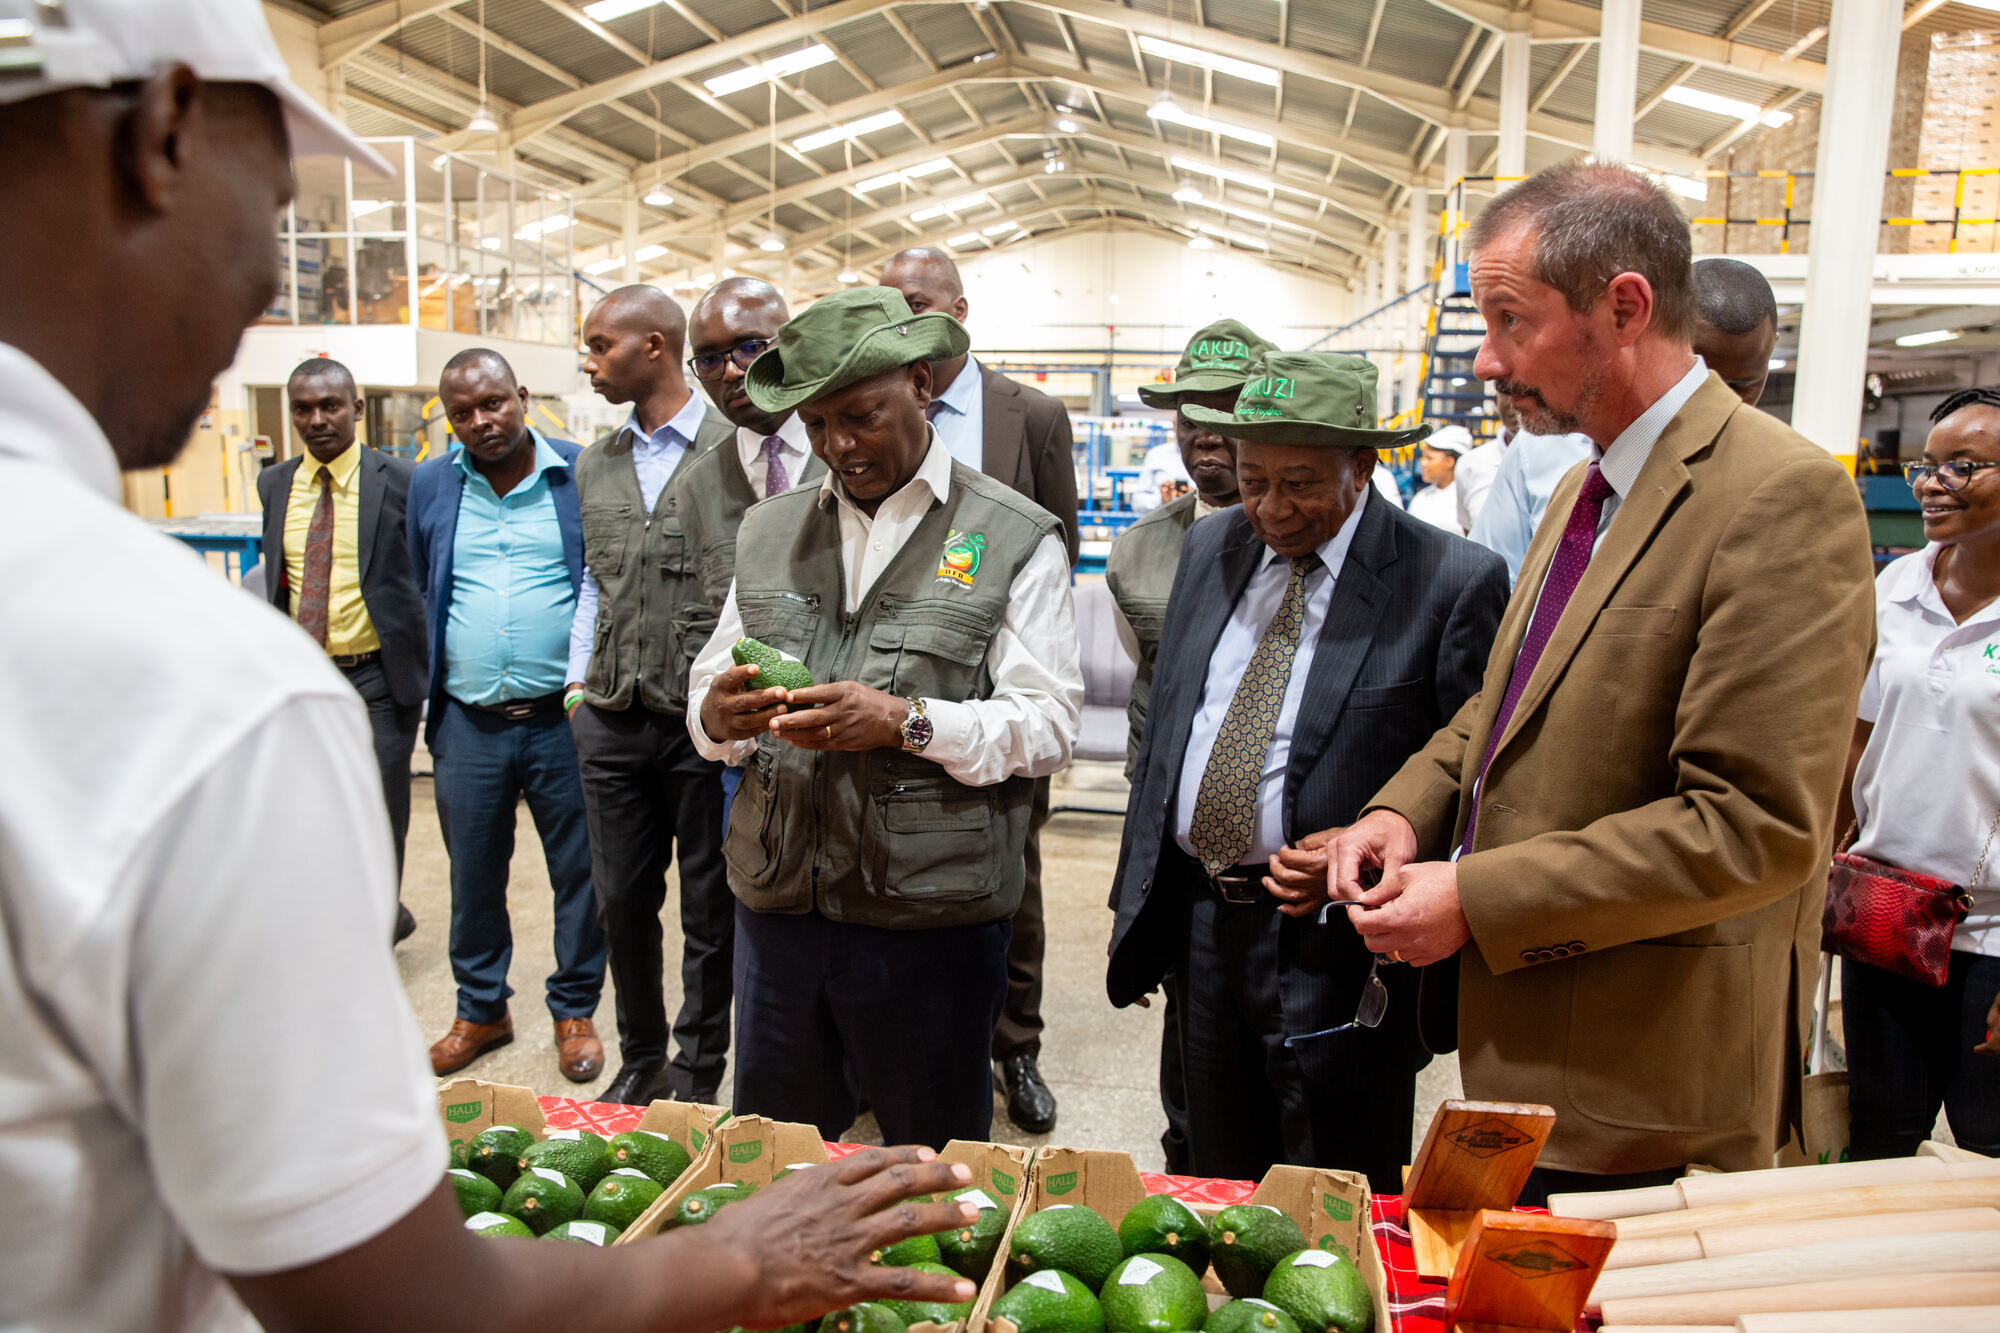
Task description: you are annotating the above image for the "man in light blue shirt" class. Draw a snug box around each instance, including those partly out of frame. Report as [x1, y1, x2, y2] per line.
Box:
[406, 348, 606, 1088]
[1466, 425, 1594, 583]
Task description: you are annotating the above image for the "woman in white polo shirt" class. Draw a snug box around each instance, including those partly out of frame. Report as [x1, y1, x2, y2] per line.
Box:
[1840, 388, 2000, 1160]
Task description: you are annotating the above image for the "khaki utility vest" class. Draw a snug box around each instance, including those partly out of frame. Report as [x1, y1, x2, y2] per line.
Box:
[675, 429, 828, 617]
[1104, 491, 1203, 773]
[724, 462, 1059, 929]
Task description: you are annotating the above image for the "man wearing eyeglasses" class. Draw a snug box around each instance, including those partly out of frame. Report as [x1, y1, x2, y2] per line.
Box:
[567, 284, 736, 1107]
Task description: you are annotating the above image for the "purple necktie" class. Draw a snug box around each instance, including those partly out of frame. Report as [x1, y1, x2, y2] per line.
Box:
[761, 434, 789, 497]
[1460, 460, 1615, 856]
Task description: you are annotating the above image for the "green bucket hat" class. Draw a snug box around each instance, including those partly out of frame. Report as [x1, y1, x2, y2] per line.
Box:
[1136, 318, 1279, 408]
[744, 285, 971, 415]
[1181, 351, 1433, 448]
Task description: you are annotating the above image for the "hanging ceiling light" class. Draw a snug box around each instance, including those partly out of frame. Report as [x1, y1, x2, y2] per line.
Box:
[643, 184, 674, 207]
[467, 104, 498, 133]
[1188, 235, 1215, 250]
[837, 267, 862, 283]
[1172, 178, 1204, 203]
[759, 232, 786, 252]
[467, 0, 498, 133]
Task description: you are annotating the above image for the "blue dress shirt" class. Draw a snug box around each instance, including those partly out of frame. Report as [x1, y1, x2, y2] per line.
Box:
[445, 430, 577, 705]
[927, 353, 986, 472]
[565, 390, 710, 684]
[1465, 427, 1593, 584]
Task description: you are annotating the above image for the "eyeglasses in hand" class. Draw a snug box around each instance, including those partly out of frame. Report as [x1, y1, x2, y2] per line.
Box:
[1283, 865, 1388, 1048]
[1905, 458, 2000, 491]
[688, 338, 771, 382]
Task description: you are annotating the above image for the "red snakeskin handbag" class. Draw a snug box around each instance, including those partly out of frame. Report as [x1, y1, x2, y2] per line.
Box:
[1822, 810, 1995, 987]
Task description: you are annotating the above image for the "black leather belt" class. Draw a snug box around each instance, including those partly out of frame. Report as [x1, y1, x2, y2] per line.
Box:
[465, 692, 565, 721]
[1170, 846, 1263, 903]
[330, 650, 382, 668]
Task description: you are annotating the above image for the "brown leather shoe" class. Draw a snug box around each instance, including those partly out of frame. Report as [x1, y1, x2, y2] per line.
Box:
[430, 1015, 513, 1076]
[554, 1017, 604, 1083]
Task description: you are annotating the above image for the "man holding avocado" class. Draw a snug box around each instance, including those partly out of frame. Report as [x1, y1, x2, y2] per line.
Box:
[687, 286, 1083, 1149]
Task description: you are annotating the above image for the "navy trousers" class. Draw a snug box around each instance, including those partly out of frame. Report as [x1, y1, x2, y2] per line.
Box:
[432, 699, 605, 1024]
[1845, 950, 2000, 1158]
[341, 658, 419, 882]
[732, 904, 1010, 1150]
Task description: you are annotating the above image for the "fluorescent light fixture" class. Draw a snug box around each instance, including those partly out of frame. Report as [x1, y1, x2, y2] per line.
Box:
[758, 233, 786, 252]
[1188, 235, 1214, 250]
[583, 0, 663, 20]
[1896, 329, 1958, 347]
[1056, 117, 1079, 133]
[1195, 221, 1265, 250]
[943, 192, 987, 212]
[857, 159, 953, 191]
[704, 44, 837, 97]
[946, 232, 981, 247]
[857, 171, 907, 192]
[1660, 84, 1792, 127]
[911, 204, 949, 222]
[1768, 358, 1787, 370]
[1780, 25, 1827, 60]
[983, 221, 1019, 235]
[643, 185, 673, 207]
[480, 236, 502, 250]
[1172, 179, 1204, 203]
[515, 214, 572, 239]
[792, 108, 904, 153]
[583, 257, 625, 275]
[1136, 35, 1279, 87]
[635, 244, 668, 261]
[350, 199, 392, 217]
[1149, 100, 1275, 148]
[1662, 174, 1710, 201]
[905, 159, 953, 178]
[1170, 156, 1276, 192]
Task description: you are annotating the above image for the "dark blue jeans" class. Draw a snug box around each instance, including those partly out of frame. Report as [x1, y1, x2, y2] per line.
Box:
[732, 905, 1010, 1150]
[433, 698, 605, 1024]
[1845, 950, 2000, 1158]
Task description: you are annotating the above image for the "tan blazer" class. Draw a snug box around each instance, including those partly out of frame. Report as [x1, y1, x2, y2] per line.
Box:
[1371, 372, 1875, 1175]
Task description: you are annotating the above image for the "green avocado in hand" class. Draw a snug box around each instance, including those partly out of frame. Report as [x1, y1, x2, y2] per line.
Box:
[732, 637, 816, 692]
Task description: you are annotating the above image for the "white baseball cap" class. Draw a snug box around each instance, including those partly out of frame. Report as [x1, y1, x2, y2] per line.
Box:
[0, 0, 389, 174]
[1425, 425, 1474, 455]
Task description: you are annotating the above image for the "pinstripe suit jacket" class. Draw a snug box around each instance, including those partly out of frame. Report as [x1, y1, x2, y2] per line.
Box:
[1106, 491, 1508, 1012]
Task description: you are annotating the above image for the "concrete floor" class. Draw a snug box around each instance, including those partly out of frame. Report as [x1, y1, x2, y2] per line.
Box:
[396, 758, 1461, 1173]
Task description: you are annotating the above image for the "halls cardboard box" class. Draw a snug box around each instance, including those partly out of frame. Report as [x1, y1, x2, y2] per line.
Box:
[438, 1078, 724, 1184]
[982, 1146, 1390, 1333]
[617, 1115, 1033, 1333]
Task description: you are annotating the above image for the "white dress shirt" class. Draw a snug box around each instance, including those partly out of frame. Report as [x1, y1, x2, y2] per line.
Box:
[1466, 428, 1597, 583]
[1852, 545, 2000, 956]
[565, 390, 712, 684]
[688, 432, 1083, 787]
[1132, 440, 1190, 514]
[0, 343, 442, 1330]
[1174, 487, 1371, 865]
[733, 411, 813, 501]
[927, 353, 987, 472]
[1454, 431, 1509, 533]
[1370, 464, 1405, 510]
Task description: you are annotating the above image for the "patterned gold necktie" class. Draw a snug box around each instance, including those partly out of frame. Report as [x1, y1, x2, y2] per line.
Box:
[1188, 552, 1322, 876]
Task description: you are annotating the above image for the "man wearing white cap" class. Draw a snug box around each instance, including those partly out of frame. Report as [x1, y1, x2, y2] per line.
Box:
[0, 2, 977, 1329]
[1407, 425, 1471, 534]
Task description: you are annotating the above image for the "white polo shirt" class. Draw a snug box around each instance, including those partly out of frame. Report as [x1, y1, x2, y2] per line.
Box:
[0, 342, 444, 1329]
[1852, 544, 2000, 956]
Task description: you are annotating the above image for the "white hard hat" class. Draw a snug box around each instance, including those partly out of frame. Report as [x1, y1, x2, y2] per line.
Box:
[0, 0, 389, 174]
[1425, 424, 1474, 455]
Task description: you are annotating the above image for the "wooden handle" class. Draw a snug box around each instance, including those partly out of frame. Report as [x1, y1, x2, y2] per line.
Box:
[1609, 1179, 2000, 1240]
[1588, 1231, 2000, 1310]
[1695, 1207, 2000, 1259]
[1598, 1271, 2000, 1325]
[1736, 1311, 2000, 1333]
[1604, 1234, 1704, 1270]
[1550, 1183, 1684, 1220]
[1673, 1158, 1992, 1209]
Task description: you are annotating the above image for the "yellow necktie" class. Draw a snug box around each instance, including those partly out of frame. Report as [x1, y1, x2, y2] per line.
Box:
[1188, 553, 1321, 876]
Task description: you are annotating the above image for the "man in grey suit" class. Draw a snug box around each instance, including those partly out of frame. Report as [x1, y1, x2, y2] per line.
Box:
[881, 252, 1079, 1134]
[1106, 353, 1507, 1191]
[257, 356, 427, 941]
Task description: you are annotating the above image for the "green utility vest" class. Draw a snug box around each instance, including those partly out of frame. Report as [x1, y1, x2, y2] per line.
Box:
[724, 462, 1060, 930]
[674, 430, 827, 617]
[573, 408, 733, 715]
[1103, 491, 1204, 773]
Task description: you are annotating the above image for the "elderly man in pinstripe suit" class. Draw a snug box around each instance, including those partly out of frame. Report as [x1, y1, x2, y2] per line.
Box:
[1106, 353, 1508, 1191]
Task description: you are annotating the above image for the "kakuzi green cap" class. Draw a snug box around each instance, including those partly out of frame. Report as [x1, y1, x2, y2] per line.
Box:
[1137, 318, 1280, 408]
[1181, 351, 1433, 448]
[744, 285, 971, 414]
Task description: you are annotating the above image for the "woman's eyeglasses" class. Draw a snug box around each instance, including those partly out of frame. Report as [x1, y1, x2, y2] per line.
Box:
[1905, 459, 2000, 491]
[688, 338, 770, 382]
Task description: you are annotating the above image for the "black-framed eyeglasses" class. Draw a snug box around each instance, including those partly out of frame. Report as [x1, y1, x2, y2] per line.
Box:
[1906, 459, 2000, 491]
[687, 338, 770, 382]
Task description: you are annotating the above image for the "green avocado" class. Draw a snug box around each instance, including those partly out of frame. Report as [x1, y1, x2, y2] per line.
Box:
[467, 1125, 533, 1191]
[545, 1218, 621, 1245]
[1203, 1300, 1301, 1333]
[519, 1131, 612, 1194]
[874, 1233, 943, 1267]
[1117, 1194, 1211, 1275]
[817, 1303, 908, 1333]
[1098, 1254, 1208, 1333]
[991, 1271, 1105, 1333]
[936, 1187, 1010, 1281]
[1008, 1205, 1124, 1292]
[447, 1167, 505, 1219]
[668, 1180, 757, 1229]
[880, 1261, 975, 1327]
[500, 1167, 586, 1236]
[584, 1169, 666, 1231]
[465, 1210, 534, 1237]
[607, 1131, 692, 1188]
[1208, 1206, 1306, 1299]
[732, 637, 815, 691]
[1258, 1249, 1372, 1333]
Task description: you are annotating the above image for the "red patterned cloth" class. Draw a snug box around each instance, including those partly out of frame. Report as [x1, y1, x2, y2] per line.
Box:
[537, 1098, 1452, 1329]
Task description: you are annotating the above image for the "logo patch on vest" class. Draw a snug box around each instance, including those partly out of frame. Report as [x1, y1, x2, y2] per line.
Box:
[936, 530, 987, 588]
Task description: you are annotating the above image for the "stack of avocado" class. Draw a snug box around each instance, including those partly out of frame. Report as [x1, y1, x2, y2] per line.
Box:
[985, 1198, 1372, 1333]
[737, 1182, 1015, 1333]
[448, 1124, 693, 1245]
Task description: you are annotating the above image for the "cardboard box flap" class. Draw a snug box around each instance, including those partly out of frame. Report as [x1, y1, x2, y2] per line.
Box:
[1026, 1146, 1150, 1228]
[631, 1100, 729, 1158]
[437, 1079, 547, 1160]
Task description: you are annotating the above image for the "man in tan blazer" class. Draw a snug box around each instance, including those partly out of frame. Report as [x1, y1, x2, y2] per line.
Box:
[1325, 163, 1875, 1202]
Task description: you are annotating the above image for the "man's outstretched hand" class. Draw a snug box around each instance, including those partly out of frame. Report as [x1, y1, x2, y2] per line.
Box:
[696, 1146, 980, 1331]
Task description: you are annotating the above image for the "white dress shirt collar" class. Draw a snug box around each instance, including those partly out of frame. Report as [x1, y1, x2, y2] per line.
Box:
[1595, 356, 1708, 500]
[0, 341, 121, 502]
[734, 411, 812, 495]
[818, 424, 953, 519]
[1254, 480, 1369, 579]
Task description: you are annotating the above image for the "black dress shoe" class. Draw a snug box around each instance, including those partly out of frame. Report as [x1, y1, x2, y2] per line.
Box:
[601, 1063, 666, 1107]
[1001, 1053, 1057, 1134]
[394, 902, 416, 946]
